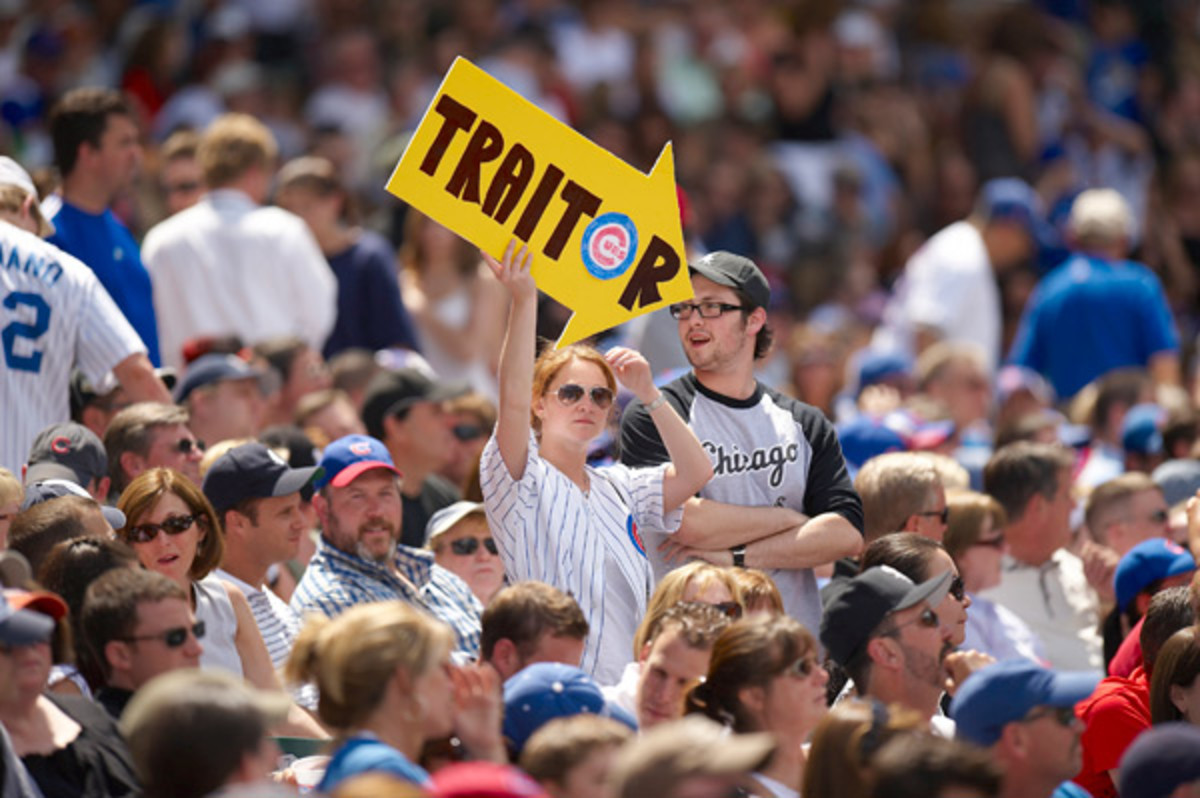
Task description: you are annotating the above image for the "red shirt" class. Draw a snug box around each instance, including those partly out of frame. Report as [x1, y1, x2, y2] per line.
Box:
[1073, 666, 1150, 798]
[1108, 617, 1144, 677]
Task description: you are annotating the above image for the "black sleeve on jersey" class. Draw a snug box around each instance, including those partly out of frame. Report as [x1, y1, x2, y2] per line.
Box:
[618, 377, 692, 468]
[777, 391, 865, 535]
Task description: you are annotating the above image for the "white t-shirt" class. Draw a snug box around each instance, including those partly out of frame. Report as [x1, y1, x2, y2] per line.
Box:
[873, 220, 1001, 372]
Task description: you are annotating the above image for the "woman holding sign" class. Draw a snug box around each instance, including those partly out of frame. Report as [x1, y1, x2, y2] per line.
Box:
[479, 241, 713, 685]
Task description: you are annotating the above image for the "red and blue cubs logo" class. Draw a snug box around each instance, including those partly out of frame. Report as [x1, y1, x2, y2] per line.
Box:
[581, 212, 638, 281]
[349, 441, 373, 456]
[626, 514, 646, 558]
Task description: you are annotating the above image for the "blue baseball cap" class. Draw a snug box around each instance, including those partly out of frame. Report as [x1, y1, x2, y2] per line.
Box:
[976, 178, 1059, 254]
[313, 435, 401, 490]
[0, 590, 54, 647]
[174, 354, 267, 403]
[951, 659, 1098, 747]
[1119, 723, 1200, 798]
[202, 443, 322, 514]
[836, 416, 906, 476]
[502, 662, 636, 756]
[857, 351, 911, 394]
[1114, 538, 1196, 612]
[1122, 403, 1166, 455]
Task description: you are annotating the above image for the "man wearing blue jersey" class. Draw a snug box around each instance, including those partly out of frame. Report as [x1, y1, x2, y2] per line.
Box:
[45, 87, 161, 366]
[0, 156, 170, 475]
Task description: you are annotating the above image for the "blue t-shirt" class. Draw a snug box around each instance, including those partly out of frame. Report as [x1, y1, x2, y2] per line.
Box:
[1054, 780, 1094, 798]
[318, 735, 431, 792]
[1008, 254, 1178, 399]
[47, 201, 161, 365]
[324, 230, 420, 358]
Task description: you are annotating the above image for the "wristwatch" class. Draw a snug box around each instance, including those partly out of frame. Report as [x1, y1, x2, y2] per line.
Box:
[730, 544, 746, 568]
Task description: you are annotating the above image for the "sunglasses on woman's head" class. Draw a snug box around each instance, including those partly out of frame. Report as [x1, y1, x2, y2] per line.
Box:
[448, 537, 498, 556]
[125, 514, 199, 544]
[118, 620, 206, 649]
[553, 384, 614, 409]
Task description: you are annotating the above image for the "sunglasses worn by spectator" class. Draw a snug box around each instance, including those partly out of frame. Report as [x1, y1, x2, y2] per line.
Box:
[174, 438, 206, 455]
[449, 537, 498, 556]
[973, 534, 1005, 550]
[712, 601, 743, 620]
[452, 424, 485, 441]
[668, 301, 747, 320]
[784, 655, 820, 679]
[1023, 705, 1076, 727]
[553, 384, 614, 409]
[118, 620, 206, 648]
[126, 514, 200, 544]
[916, 507, 949, 524]
[949, 576, 966, 602]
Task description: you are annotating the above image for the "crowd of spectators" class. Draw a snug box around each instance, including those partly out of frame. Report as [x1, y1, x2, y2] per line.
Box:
[8, 1, 1200, 798]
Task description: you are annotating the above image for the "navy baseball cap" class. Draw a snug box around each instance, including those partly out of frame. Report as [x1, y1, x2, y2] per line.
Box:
[951, 659, 1098, 747]
[1114, 538, 1196, 612]
[361, 368, 467, 440]
[1152, 459, 1200, 508]
[836, 416, 906, 477]
[21, 479, 126, 530]
[24, 422, 108, 487]
[0, 590, 54, 647]
[314, 435, 401, 490]
[688, 251, 771, 309]
[502, 662, 637, 756]
[1122, 403, 1166, 455]
[175, 354, 266, 403]
[202, 443, 322, 515]
[1119, 723, 1200, 798]
[819, 566, 953, 667]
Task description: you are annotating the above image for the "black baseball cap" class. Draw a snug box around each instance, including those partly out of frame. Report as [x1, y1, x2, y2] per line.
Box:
[819, 565, 953, 667]
[24, 422, 107, 487]
[21, 479, 126, 530]
[688, 251, 771, 309]
[175, 354, 267, 403]
[361, 368, 467, 439]
[202, 443, 322, 515]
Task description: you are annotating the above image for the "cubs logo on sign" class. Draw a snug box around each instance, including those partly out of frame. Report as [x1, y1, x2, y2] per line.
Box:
[581, 212, 638, 281]
[626, 514, 645, 558]
[349, 442, 373, 456]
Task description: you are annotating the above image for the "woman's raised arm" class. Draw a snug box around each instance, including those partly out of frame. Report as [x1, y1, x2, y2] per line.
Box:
[484, 241, 537, 481]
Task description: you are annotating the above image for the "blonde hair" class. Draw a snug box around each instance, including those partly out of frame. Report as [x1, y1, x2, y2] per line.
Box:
[0, 185, 52, 236]
[0, 467, 23, 507]
[854, 453, 942, 542]
[633, 562, 742, 656]
[943, 490, 1007, 561]
[198, 438, 255, 478]
[198, 113, 277, 187]
[730, 568, 784, 615]
[285, 601, 453, 730]
[531, 344, 617, 434]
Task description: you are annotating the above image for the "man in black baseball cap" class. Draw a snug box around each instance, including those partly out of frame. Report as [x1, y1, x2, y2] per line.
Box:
[23, 422, 110, 501]
[362, 368, 466, 548]
[202, 442, 321, 708]
[820, 565, 957, 733]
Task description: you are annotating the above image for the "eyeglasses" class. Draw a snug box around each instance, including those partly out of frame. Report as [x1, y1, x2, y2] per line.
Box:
[916, 507, 949, 524]
[888, 607, 940, 633]
[668, 301, 747, 320]
[173, 438, 206, 455]
[553, 384, 614, 409]
[448, 537, 498, 556]
[125, 514, 200, 544]
[712, 601, 743, 620]
[118, 620, 206, 648]
[452, 424, 486, 442]
[784, 655, 820, 679]
[949, 576, 966, 602]
[1023, 705, 1076, 727]
[972, 534, 1006, 550]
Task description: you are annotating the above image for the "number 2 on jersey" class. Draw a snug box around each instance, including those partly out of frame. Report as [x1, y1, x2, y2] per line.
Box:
[2, 291, 51, 372]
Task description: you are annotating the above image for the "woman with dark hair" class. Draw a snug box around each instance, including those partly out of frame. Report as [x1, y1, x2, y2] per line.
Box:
[38, 536, 139, 695]
[803, 700, 927, 798]
[686, 615, 829, 797]
[860, 533, 969, 648]
[116, 468, 323, 737]
[1149, 626, 1200, 724]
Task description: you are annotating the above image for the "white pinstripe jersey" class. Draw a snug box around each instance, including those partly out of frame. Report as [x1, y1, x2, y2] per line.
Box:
[480, 431, 682, 686]
[0, 221, 144, 473]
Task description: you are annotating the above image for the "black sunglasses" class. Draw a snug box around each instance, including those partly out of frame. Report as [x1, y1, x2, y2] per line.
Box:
[173, 438, 206, 455]
[784, 654, 820, 679]
[449, 537, 498, 556]
[949, 576, 966, 602]
[917, 507, 950, 524]
[973, 534, 1006, 550]
[125, 514, 200, 544]
[119, 620, 206, 648]
[712, 601, 743, 620]
[553, 384, 614, 409]
[1024, 705, 1076, 727]
[452, 424, 486, 442]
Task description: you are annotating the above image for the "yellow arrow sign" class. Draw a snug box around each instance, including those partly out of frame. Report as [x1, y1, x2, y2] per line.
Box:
[385, 56, 692, 347]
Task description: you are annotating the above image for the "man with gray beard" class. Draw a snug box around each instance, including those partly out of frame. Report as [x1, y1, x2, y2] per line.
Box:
[289, 434, 482, 658]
